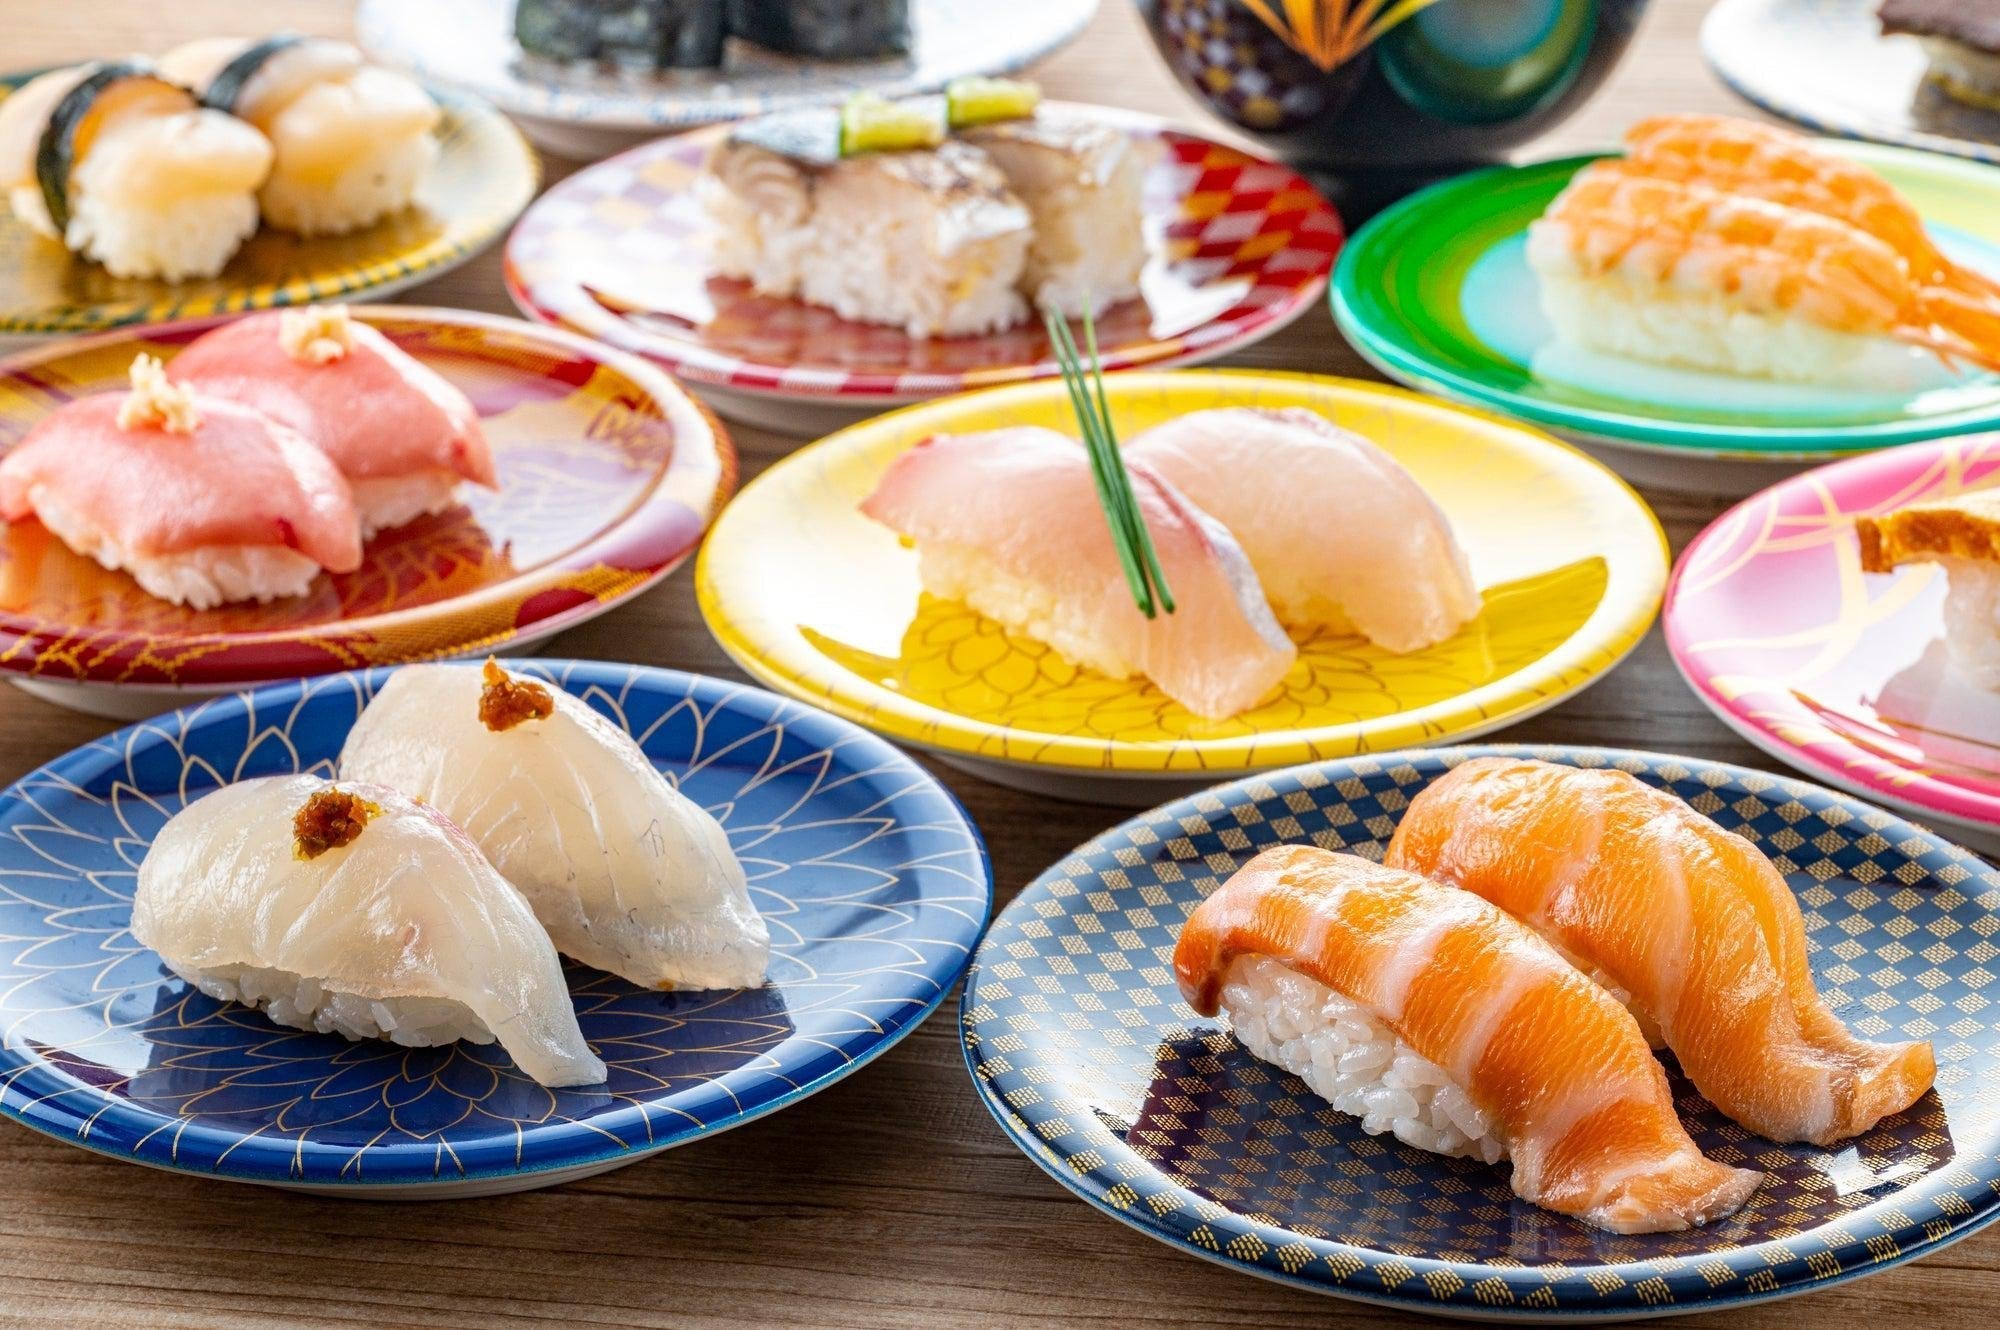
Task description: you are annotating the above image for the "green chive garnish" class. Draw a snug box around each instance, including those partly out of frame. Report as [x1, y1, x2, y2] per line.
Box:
[1044, 303, 1175, 619]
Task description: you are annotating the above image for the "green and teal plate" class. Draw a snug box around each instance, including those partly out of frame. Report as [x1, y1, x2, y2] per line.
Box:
[963, 745, 2000, 1318]
[1332, 144, 2000, 462]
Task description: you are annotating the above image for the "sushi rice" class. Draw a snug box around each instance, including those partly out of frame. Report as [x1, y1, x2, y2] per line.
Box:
[350, 470, 462, 539]
[177, 962, 499, 1050]
[1219, 955, 1504, 1163]
[1939, 557, 2000, 689]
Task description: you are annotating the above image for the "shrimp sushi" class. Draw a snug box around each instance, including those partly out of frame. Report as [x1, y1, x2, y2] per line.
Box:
[159, 35, 440, 237]
[1526, 161, 2000, 384]
[132, 776, 605, 1088]
[339, 661, 769, 991]
[169, 306, 495, 538]
[0, 354, 360, 608]
[0, 60, 272, 279]
[859, 426, 1296, 721]
[1386, 757, 1938, 1146]
[1176, 845, 1762, 1233]
[1126, 407, 1480, 653]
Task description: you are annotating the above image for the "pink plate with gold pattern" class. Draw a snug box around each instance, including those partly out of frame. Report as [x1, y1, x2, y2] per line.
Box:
[503, 106, 1341, 432]
[1666, 435, 2000, 851]
[0, 306, 732, 718]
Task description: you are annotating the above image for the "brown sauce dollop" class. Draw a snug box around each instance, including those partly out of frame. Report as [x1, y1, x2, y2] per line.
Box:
[293, 788, 380, 860]
[478, 658, 554, 732]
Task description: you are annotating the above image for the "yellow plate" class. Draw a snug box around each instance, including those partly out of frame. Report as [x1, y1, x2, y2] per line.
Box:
[697, 371, 1668, 795]
[0, 78, 536, 336]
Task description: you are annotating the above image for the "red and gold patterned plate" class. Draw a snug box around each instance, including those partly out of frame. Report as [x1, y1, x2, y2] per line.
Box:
[0, 306, 732, 718]
[504, 105, 1342, 433]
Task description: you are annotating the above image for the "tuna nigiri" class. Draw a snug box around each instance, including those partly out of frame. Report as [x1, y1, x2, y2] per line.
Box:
[1126, 407, 1481, 653]
[0, 354, 361, 608]
[169, 306, 495, 537]
[1386, 758, 1938, 1146]
[859, 426, 1295, 721]
[1176, 845, 1762, 1233]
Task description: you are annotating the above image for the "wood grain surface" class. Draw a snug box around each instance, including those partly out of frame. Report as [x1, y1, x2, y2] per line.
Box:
[0, 1, 1993, 1326]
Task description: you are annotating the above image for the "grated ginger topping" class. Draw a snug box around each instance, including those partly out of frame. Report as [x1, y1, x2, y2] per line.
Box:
[116, 354, 201, 434]
[278, 304, 356, 365]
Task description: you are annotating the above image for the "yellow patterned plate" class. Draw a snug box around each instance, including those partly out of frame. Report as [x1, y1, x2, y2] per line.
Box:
[0, 75, 536, 339]
[696, 371, 1668, 800]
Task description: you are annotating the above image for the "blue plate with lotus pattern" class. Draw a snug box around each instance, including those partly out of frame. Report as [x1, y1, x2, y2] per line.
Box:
[0, 661, 989, 1196]
[961, 745, 2000, 1319]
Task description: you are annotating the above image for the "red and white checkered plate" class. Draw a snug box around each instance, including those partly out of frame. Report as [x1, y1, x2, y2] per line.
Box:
[504, 105, 1341, 406]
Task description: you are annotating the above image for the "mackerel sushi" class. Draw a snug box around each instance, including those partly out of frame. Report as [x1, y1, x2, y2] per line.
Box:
[169, 305, 495, 538]
[0, 354, 361, 608]
[0, 60, 272, 279]
[159, 35, 440, 237]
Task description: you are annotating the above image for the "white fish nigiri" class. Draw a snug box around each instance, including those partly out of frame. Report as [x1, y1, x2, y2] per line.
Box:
[1127, 408, 1480, 653]
[339, 662, 770, 992]
[131, 776, 605, 1088]
[859, 426, 1296, 720]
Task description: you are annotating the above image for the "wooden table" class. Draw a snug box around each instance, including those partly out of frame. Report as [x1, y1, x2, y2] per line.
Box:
[0, 1, 1991, 1326]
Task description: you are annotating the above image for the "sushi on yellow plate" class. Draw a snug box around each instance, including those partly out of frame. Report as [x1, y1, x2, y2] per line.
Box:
[695, 370, 1669, 802]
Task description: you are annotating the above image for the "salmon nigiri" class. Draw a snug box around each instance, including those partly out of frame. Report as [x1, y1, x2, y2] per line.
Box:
[1386, 758, 1937, 1147]
[1126, 407, 1480, 653]
[169, 306, 495, 538]
[859, 426, 1295, 720]
[0, 353, 360, 608]
[1176, 845, 1761, 1233]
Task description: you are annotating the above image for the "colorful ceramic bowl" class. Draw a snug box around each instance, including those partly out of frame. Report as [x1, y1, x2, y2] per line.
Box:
[505, 106, 1342, 434]
[0, 77, 536, 342]
[0, 307, 732, 719]
[1133, 0, 1652, 188]
[359, 0, 1099, 159]
[1704, 0, 2000, 166]
[1333, 144, 2000, 492]
[696, 370, 1667, 802]
[963, 744, 2000, 1317]
[0, 661, 990, 1197]
[1667, 434, 2000, 853]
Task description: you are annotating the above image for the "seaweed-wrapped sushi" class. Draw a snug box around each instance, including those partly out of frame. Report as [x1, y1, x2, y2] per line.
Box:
[728, 0, 912, 60]
[514, 0, 728, 70]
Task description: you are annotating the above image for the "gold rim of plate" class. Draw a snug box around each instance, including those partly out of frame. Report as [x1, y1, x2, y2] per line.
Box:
[695, 370, 1671, 776]
[0, 82, 538, 335]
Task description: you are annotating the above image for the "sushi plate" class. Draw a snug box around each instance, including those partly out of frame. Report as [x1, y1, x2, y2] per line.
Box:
[0, 306, 733, 721]
[358, 0, 1100, 160]
[0, 660, 991, 1197]
[1703, 0, 2000, 166]
[1331, 143, 2000, 495]
[696, 370, 1668, 804]
[504, 105, 1342, 435]
[1666, 433, 2000, 856]
[962, 744, 2000, 1319]
[0, 77, 537, 344]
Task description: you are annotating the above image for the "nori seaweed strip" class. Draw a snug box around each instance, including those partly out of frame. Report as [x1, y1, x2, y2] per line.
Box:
[34, 61, 185, 235]
[201, 34, 304, 115]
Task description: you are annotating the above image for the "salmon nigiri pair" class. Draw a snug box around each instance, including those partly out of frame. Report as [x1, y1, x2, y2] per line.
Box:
[859, 406, 1481, 721]
[1176, 758, 1936, 1235]
[0, 306, 495, 609]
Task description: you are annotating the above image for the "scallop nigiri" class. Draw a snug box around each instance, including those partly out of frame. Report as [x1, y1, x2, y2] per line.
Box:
[1176, 845, 1762, 1233]
[1126, 407, 1480, 653]
[158, 35, 439, 236]
[1386, 757, 1937, 1146]
[169, 306, 495, 537]
[339, 661, 769, 992]
[859, 426, 1296, 721]
[0, 354, 361, 608]
[132, 776, 605, 1088]
[1527, 161, 2000, 383]
[0, 59, 272, 279]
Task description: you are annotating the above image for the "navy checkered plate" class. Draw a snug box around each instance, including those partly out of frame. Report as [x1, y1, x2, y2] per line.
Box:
[961, 745, 2000, 1319]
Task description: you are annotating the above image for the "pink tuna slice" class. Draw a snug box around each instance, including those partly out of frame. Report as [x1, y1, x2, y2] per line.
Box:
[0, 392, 362, 572]
[859, 426, 1296, 721]
[168, 312, 497, 488]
